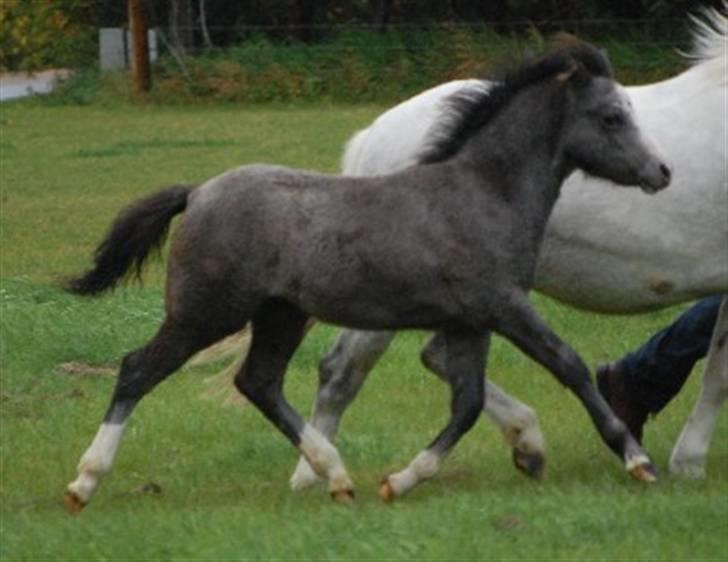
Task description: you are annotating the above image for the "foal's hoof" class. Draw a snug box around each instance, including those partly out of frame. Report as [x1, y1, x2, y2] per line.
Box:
[64, 491, 86, 514]
[628, 460, 658, 483]
[512, 449, 545, 480]
[330, 489, 356, 505]
[378, 479, 396, 503]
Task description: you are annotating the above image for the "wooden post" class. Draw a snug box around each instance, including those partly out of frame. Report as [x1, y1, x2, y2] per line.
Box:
[128, 0, 151, 92]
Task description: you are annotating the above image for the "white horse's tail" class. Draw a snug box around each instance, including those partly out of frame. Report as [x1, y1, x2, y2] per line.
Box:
[686, 3, 727, 64]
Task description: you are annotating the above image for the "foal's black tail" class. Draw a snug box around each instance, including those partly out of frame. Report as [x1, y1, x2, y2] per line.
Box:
[67, 184, 195, 296]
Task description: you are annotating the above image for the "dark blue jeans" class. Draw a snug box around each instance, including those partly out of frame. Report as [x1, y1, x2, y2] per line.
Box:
[621, 295, 722, 414]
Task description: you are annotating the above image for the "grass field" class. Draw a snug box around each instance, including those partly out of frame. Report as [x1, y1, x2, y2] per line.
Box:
[0, 100, 726, 561]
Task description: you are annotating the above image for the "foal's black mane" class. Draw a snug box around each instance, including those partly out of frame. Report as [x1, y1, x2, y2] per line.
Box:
[418, 38, 613, 164]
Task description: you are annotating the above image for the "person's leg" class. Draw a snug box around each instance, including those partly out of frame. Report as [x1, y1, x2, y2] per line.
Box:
[597, 296, 722, 441]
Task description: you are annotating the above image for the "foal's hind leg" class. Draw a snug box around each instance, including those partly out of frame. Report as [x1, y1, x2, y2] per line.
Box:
[421, 331, 546, 479]
[380, 329, 485, 500]
[670, 296, 728, 478]
[495, 293, 656, 482]
[65, 318, 228, 512]
[290, 329, 396, 490]
[234, 300, 354, 502]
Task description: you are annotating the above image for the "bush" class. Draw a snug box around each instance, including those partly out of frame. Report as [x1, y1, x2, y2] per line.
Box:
[151, 27, 685, 104]
[45, 26, 686, 106]
[0, 0, 96, 71]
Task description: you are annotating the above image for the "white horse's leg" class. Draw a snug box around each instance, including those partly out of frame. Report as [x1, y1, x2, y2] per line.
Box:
[290, 329, 396, 490]
[669, 296, 728, 478]
[482, 380, 546, 477]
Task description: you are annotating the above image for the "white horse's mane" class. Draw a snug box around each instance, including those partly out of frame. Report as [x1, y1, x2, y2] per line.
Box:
[686, 4, 726, 64]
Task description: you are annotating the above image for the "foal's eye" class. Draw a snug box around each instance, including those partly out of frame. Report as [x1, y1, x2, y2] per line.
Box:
[601, 112, 625, 129]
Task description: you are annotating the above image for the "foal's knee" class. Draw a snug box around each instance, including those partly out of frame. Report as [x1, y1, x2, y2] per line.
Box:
[234, 366, 281, 413]
[553, 347, 592, 389]
[459, 385, 485, 429]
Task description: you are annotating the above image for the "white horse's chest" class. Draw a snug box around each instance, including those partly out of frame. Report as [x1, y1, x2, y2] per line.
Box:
[533, 78, 727, 311]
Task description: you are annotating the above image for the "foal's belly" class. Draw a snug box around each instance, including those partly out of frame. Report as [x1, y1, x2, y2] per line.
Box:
[294, 272, 462, 331]
[311, 302, 455, 331]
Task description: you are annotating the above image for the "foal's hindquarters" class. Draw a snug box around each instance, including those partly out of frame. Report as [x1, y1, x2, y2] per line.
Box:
[64, 292, 355, 510]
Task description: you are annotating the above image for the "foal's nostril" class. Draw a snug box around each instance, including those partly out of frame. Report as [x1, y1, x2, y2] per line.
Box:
[659, 163, 671, 183]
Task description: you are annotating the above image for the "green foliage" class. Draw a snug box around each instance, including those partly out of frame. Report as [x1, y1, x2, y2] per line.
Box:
[51, 27, 684, 106]
[0, 0, 96, 71]
[155, 27, 682, 104]
[0, 0, 707, 73]
[45, 67, 102, 105]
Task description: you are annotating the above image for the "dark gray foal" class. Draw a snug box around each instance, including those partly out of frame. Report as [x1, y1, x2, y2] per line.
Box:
[64, 39, 670, 511]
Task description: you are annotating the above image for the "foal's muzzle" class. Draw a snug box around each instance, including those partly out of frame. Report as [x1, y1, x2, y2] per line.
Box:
[639, 161, 672, 194]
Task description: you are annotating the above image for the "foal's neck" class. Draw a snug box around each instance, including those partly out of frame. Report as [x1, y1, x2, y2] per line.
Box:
[459, 80, 571, 212]
[451, 81, 572, 257]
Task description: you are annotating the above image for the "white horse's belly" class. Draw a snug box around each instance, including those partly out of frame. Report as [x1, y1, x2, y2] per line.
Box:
[534, 239, 726, 313]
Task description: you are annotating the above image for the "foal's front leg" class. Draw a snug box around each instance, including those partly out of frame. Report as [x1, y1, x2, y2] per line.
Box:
[421, 332, 546, 479]
[496, 293, 656, 481]
[422, 332, 546, 479]
[379, 329, 486, 500]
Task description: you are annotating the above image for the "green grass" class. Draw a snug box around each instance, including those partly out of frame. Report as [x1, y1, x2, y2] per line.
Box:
[1, 102, 726, 561]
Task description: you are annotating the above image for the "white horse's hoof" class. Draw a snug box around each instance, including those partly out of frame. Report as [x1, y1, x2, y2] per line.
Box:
[64, 490, 86, 514]
[669, 455, 706, 479]
[512, 448, 545, 479]
[330, 489, 356, 504]
[289, 457, 322, 491]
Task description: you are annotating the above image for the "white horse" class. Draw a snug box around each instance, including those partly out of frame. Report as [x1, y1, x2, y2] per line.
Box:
[289, 6, 728, 488]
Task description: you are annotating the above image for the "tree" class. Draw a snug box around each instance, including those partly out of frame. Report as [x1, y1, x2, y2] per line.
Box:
[168, 0, 195, 55]
[370, 0, 393, 29]
[0, 0, 96, 71]
[296, 0, 328, 41]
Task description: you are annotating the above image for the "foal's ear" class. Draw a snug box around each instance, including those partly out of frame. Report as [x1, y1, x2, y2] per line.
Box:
[556, 60, 591, 88]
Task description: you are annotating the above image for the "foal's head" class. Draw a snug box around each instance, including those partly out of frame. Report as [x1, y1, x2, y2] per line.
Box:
[420, 37, 671, 194]
[554, 39, 671, 193]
